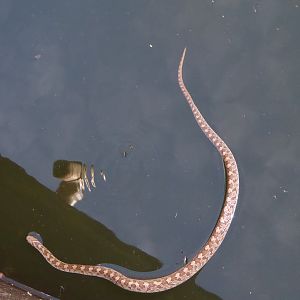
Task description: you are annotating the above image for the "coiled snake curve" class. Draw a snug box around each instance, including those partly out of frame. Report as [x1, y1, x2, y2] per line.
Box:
[26, 48, 239, 293]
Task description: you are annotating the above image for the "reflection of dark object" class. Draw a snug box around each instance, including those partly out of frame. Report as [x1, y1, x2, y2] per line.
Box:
[0, 272, 58, 300]
[56, 180, 83, 206]
[53, 160, 95, 206]
[53, 160, 83, 182]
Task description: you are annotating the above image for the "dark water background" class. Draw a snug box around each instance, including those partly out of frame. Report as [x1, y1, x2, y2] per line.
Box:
[0, 1, 299, 299]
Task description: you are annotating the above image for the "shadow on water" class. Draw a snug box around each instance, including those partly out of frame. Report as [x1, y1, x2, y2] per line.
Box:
[0, 155, 221, 300]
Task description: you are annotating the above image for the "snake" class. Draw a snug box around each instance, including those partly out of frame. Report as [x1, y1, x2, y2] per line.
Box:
[26, 48, 239, 293]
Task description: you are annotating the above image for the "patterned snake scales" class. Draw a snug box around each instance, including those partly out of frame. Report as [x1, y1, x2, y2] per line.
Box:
[26, 48, 239, 293]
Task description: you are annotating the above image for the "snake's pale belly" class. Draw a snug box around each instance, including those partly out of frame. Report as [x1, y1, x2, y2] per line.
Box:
[26, 48, 239, 293]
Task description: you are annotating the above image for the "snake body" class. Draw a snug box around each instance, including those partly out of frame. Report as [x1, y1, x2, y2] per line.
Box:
[26, 48, 239, 293]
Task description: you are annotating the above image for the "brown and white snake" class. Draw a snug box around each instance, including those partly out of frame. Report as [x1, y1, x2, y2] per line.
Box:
[26, 48, 239, 293]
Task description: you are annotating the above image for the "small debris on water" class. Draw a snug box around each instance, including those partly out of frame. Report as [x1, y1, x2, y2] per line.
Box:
[122, 144, 135, 157]
[279, 186, 288, 193]
[34, 54, 41, 60]
[100, 170, 107, 182]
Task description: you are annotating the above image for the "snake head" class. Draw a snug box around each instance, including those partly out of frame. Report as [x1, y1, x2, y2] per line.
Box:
[26, 232, 44, 245]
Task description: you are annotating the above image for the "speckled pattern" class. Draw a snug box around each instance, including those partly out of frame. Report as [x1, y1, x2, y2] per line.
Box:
[26, 48, 239, 293]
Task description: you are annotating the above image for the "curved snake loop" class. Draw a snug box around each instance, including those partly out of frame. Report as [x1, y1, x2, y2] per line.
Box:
[26, 48, 239, 293]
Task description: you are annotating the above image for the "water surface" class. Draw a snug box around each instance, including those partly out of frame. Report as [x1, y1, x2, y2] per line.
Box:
[0, 1, 299, 299]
